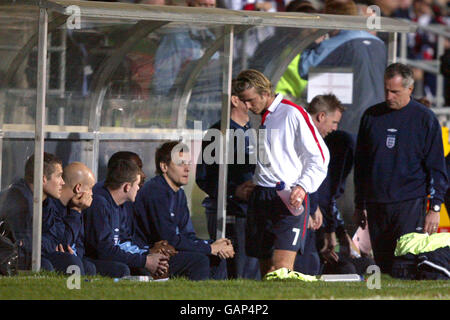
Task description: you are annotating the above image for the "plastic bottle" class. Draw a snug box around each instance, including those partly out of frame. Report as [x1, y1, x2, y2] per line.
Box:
[275, 181, 304, 216]
[113, 275, 170, 283]
[114, 276, 151, 282]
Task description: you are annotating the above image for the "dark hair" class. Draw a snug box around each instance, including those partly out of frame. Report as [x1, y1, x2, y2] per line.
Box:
[286, 0, 317, 13]
[104, 159, 140, 191]
[108, 151, 143, 169]
[307, 93, 346, 115]
[24, 152, 62, 184]
[108, 151, 145, 185]
[324, 0, 358, 15]
[385, 63, 414, 88]
[155, 141, 190, 175]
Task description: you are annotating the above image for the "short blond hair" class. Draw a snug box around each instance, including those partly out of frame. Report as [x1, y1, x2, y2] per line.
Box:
[233, 69, 274, 97]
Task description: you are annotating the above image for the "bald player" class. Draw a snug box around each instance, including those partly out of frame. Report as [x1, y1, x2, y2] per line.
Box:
[45, 162, 96, 275]
[54, 162, 130, 277]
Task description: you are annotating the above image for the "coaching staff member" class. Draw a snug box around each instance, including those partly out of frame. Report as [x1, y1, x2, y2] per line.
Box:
[353, 63, 448, 275]
[233, 69, 329, 277]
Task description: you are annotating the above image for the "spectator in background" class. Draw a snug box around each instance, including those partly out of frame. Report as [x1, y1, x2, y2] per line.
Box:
[396, 0, 446, 101]
[441, 45, 450, 106]
[372, 0, 400, 17]
[274, 0, 318, 103]
[188, 0, 216, 6]
[150, 0, 218, 97]
[140, 0, 166, 4]
[298, 0, 387, 135]
[248, 0, 319, 96]
[353, 63, 448, 275]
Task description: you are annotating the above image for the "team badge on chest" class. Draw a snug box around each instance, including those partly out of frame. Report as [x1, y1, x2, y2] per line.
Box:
[386, 128, 397, 149]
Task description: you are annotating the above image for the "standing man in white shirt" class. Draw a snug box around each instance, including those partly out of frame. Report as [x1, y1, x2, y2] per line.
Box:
[233, 69, 329, 277]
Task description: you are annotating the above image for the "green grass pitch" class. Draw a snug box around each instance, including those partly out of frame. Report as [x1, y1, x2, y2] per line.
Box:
[0, 272, 448, 300]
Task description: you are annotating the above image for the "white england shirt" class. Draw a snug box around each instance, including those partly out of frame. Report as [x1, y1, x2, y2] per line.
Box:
[253, 94, 330, 193]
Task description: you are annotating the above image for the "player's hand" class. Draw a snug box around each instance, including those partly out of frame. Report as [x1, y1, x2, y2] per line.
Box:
[424, 210, 440, 235]
[70, 192, 93, 212]
[320, 232, 339, 263]
[66, 245, 75, 255]
[211, 238, 234, 259]
[353, 208, 368, 229]
[311, 208, 323, 230]
[289, 185, 306, 209]
[145, 253, 169, 276]
[217, 244, 235, 259]
[150, 240, 178, 257]
[235, 180, 256, 201]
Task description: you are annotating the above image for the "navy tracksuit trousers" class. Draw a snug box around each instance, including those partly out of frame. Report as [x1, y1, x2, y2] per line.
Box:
[206, 211, 261, 280]
[294, 229, 321, 275]
[132, 251, 221, 281]
[367, 197, 427, 275]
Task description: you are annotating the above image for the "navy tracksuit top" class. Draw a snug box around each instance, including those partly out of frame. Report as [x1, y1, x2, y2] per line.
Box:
[318, 130, 356, 232]
[1, 179, 58, 264]
[84, 185, 147, 268]
[195, 119, 255, 217]
[41, 197, 66, 256]
[134, 175, 212, 254]
[51, 199, 86, 258]
[354, 98, 448, 208]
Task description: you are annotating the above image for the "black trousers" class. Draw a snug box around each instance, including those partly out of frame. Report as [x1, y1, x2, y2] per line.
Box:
[366, 197, 427, 275]
[206, 211, 261, 280]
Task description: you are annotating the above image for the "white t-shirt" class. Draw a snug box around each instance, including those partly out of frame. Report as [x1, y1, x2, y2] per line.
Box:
[253, 94, 329, 193]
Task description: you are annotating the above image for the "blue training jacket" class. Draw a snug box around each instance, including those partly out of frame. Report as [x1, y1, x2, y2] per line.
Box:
[41, 197, 66, 256]
[318, 130, 356, 233]
[134, 175, 212, 254]
[84, 185, 147, 268]
[354, 99, 448, 208]
[93, 181, 136, 246]
[52, 199, 85, 258]
[299, 30, 387, 135]
[0, 179, 58, 267]
[195, 119, 255, 217]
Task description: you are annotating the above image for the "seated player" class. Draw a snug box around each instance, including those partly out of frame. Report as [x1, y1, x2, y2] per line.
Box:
[0, 153, 66, 271]
[52, 161, 132, 277]
[134, 141, 235, 280]
[84, 159, 169, 278]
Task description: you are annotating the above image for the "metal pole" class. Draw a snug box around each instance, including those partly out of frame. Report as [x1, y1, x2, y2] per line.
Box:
[216, 25, 233, 240]
[388, 32, 398, 65]
[31, 8, 48, 272]
[0, 91, 5, 189]
[436, 34, 444, 108]
[400, 31, 407, 64]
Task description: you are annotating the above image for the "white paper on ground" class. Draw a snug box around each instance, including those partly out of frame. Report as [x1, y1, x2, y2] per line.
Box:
[319, 274, 363, 282]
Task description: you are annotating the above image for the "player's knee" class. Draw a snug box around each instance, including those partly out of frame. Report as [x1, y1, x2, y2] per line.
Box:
[272, 250, 296, 270]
